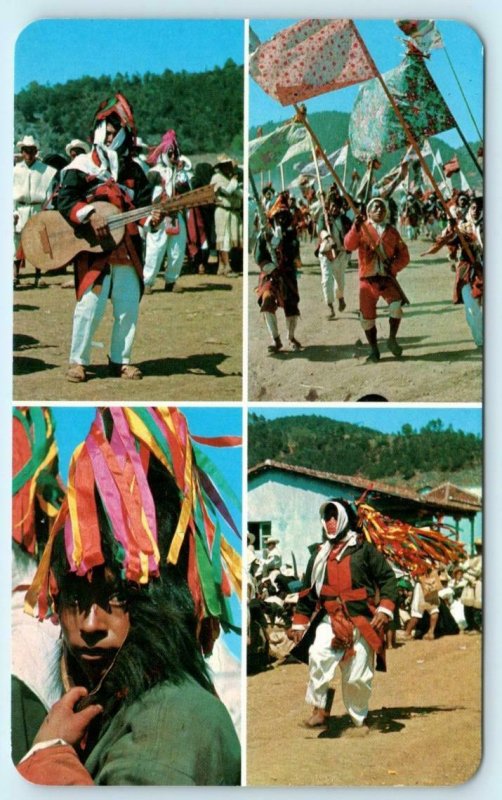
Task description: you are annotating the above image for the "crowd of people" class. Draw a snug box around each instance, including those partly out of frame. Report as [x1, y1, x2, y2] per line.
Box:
[13, 92, 243, 383]
[251, 156, 483, 361]
[247, 500, 482, 734]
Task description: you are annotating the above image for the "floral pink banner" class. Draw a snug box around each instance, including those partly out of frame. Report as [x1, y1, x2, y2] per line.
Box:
[250, 19, 376, 106]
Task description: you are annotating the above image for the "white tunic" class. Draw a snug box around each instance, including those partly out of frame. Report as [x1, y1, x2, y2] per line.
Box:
[13, 159, 57, 232]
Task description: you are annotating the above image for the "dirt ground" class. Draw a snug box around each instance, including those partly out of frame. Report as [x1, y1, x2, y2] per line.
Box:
[246, 632, 482, 787]
[13, 261, 242, 402]
[248, 237, 483, 403]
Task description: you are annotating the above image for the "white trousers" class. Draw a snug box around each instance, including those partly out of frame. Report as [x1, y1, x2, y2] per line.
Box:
[69, 265, 140, 365]
[461, 283, 483, 347]
[306, 618, 374, 726]
[319, 251, 349, 305]
[264, 312, 298, 343]
[143, 216, 187, 286]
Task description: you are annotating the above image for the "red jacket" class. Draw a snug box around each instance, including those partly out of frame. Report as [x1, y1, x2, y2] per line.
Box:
[344, 221, 409, 279]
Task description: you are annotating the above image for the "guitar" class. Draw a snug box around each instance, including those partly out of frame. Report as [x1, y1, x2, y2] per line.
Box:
[21, 184, 215, 272]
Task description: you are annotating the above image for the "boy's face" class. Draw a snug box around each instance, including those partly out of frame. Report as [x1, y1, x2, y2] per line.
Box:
[368, 202, 386, 223]
[104, 121, 120, 147]
[59, 566, 130, 684]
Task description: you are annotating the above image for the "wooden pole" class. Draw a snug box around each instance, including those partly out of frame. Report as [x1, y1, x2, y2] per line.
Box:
[293, 104, 409, 305]
[454, 124, 483, 177]
[279, 162, 285, 191]
[308, 134, 330, 233]
[293, 106, 355, 214]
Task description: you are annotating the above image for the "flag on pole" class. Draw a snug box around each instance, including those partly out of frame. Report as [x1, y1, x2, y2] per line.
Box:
[249, 26, 261, 55]
[249, 122, 312, 173]
[249, 19, 376, 105]
[395, 20, 444, 55]
[421, 139, 433, 158]
[459, 170, 471, 192]
[435, 148, 444, 165]
[373, 151, 412, 195]
[293, 144, 348, 178]
[349, 54, 456, 161]
[443, 155, 460, 177]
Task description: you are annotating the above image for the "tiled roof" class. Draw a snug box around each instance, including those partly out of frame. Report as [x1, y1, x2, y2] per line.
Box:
[249, 460, 481, 514]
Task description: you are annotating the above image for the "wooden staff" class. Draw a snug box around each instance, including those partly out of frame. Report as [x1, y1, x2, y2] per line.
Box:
[293, 105, 409, 305]
[279, 162, 285, 191]
[308, 133, 330, 234]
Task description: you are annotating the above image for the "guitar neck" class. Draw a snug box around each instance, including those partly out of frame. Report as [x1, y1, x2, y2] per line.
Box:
[105, 186, 214, 231]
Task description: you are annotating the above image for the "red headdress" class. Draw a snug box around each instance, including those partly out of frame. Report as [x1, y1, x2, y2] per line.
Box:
[267, 192, 291, 219]
[93, 92, 137, 136]
[146, 129, 180, 166]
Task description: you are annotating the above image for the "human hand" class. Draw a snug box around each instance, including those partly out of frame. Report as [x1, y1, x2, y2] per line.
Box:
[287, 627, 306, 644]
[354, 214, 364, 231]
[33, 687, 103, 748]
[89, 210, 111, 241]
[150, 208, 165, 227]
[370, 611, 390, 634]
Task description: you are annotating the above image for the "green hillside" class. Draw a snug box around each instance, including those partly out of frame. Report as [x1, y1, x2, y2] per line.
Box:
[248, 413, 482, 488]
[250, 109, 482, 194]
[15, 60, 244, 159]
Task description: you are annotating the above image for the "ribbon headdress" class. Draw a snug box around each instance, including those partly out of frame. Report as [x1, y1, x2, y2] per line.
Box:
[146, 129, 180, 166]
[91, 93, 137, 179]
[93, 92, 137, 138]
[12, 407, 64, 556]
[25, 408, 242, 633]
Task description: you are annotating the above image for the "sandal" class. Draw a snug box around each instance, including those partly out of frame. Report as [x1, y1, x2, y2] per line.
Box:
[67, 363, 87, 383]
[303, 708, 329, 729]
[108, 360, 143, 380]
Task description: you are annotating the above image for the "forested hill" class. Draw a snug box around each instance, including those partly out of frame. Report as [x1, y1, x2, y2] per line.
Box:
[248, 414, 482, 487]
[15, 59, 243, 158]
[250, 109, 482, 194]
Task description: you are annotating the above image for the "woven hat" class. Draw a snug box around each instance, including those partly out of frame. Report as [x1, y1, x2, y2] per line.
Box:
[17, 135, 39, 151]
[65, 138, 90, 157]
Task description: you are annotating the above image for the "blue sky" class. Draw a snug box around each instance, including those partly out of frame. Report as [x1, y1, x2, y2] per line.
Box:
[14, 19, 244, 93]
[249, 19, 483, 148]
[248, 405, 482, 437]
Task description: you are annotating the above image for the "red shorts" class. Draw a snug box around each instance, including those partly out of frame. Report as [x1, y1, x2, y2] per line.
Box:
[359, 276, 402, 320]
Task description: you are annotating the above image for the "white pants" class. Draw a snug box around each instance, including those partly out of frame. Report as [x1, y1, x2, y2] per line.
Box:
[69, 266, 140, 365]
[143, 216, 187, 286]
[461, 283, 483, 347]
[306, 618, 374, 726]
[264, 312, 298, 343]
[319, 251, 349, 305]
[410, 582, 439, 618]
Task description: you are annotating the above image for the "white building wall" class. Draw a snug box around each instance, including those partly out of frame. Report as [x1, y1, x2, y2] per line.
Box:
[248, 473, 359, 575]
